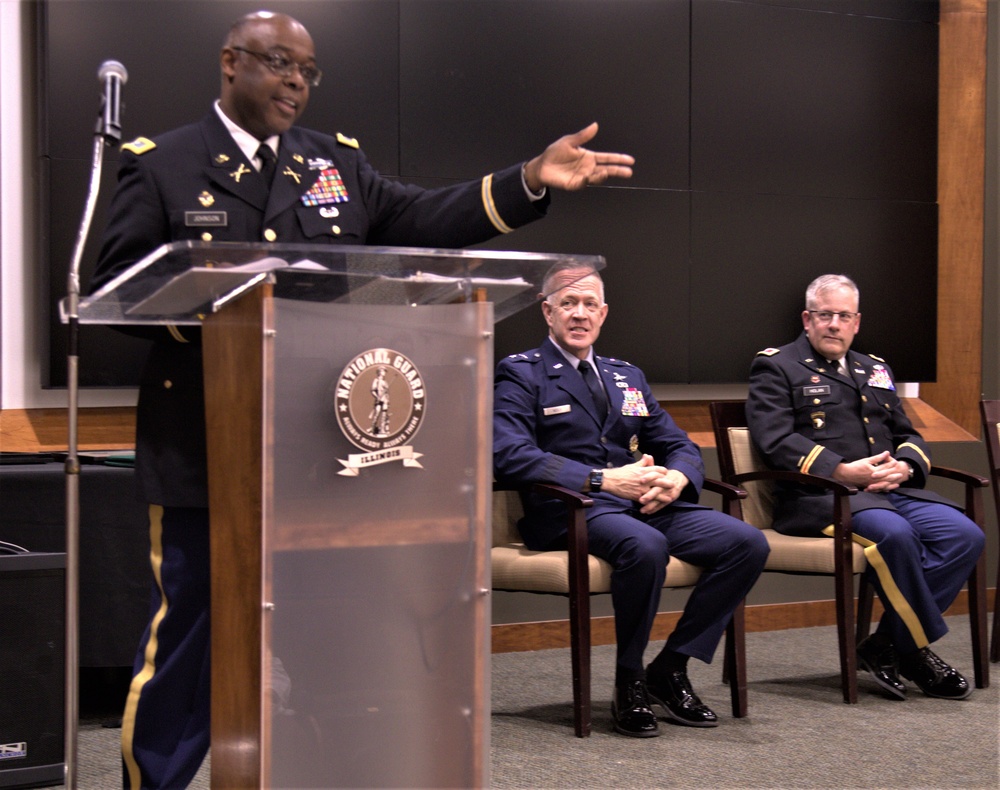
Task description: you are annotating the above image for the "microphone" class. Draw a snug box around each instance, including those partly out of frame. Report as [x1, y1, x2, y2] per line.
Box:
[97, 60, 127, 145]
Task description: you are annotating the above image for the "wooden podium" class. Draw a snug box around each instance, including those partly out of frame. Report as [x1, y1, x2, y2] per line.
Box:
[78, 242, 604, 787]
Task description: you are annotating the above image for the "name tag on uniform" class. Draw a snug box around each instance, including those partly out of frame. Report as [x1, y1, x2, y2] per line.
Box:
[543, 405, 571, 416]
[185, 211, 228, 227]
[803, 385, 831, 396]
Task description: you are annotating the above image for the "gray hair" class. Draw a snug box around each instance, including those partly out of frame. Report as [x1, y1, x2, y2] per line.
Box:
[805, 274, 859, 310]
[540, 261, 604, 304]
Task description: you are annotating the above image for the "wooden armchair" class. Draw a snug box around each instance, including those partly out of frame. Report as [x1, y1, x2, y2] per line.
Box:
[491, 479, 748, 737]
[710, 400, 867, 702]
[711, 400, 990, 702]
[979, 399, 1000, 663]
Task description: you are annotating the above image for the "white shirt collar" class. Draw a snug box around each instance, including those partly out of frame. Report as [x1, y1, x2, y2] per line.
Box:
[547, 336, 596, 371]
[213, 101, 278, 170]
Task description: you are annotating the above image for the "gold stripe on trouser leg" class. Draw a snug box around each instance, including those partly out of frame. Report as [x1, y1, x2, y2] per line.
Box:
[837, 527, 931, 649]
[121, 505, 169, 790]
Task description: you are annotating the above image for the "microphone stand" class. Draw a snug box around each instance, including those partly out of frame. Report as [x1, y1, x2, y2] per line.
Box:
[64, 92, 122, 790]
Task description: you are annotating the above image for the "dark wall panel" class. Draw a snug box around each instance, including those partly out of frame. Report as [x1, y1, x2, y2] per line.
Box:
[690, 191, 938, 382]
[692, 0, 937, 201]
[398, 0, 689, 188]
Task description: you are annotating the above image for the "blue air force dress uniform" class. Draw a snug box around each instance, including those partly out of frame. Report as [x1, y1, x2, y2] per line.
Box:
[493, 339, 768, 681]
[746, 333, 984, 655]
[90, 109, 549, 790]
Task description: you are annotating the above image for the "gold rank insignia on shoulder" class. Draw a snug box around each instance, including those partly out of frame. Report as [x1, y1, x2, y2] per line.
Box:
[757, 348, 780, 356]
[121, 136, 156, 155]
[336, 132, 360, 149]
[868, 354, 886, 362]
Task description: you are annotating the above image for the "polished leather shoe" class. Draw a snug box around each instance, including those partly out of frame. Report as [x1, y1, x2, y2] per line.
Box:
[611, 680, 660, 738]
[899, 647, 972, 700]
[856, 633, 906, 700]
[645, 667, 718, 728]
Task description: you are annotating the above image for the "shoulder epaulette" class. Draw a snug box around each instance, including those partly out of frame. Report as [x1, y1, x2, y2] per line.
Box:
[757, 347, 780, 356]
[121, 136, 156, 155]
[868, 354, 885, 362]
[336, 132, 360, 149]
[505, 352, 539, 363]
[600, 356, 635, 368]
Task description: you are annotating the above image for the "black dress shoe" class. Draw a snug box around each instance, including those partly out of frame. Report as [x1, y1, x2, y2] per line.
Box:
[856, 633, 906, 700]
[899, 647, 972, 700]
[611, 680, 660, 738]
[645, 667, 718, 728]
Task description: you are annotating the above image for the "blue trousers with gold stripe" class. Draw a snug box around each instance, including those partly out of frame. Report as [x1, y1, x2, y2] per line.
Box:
[852, 495, 984, 655]
[121, 506, 211, 790]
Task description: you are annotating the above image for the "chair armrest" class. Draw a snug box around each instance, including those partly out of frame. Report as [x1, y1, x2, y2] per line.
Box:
[702, 477, 748, 500]
[730, 469, 857, 541]
[530, 482, 595, 508]
[493, 481, 595, 507]
[929, 466, 988, 529]
[930, 466, 990, 488]
[730, 469, 857, 496]
[702, 478, 747, 520]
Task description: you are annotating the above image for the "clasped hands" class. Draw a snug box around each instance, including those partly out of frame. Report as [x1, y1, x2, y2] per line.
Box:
[601, 454, 689, 515]
[833, 450, 911, 493]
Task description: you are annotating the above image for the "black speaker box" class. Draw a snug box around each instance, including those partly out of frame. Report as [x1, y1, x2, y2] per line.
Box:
[0, 553, 65, 789]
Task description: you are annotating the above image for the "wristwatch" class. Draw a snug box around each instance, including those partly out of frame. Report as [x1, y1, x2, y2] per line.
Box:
[588, 468, 604, 493]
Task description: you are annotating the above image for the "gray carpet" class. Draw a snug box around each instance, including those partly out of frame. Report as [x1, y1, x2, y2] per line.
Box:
[62, 616, 998, 788]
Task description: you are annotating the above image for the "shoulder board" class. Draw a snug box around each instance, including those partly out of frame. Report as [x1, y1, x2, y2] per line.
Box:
[336, 132, 360, 149]
[505, 352, 540, 363]
[756, 348, 780, 356]
[599, 356, 634, 368]
[868, 354, 885, 362]
[121, 137, 156, 155]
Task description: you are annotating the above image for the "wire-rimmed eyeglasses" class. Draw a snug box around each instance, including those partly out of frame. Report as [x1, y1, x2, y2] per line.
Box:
[232, 47, 322, 87]
[807, 310, 858, 324]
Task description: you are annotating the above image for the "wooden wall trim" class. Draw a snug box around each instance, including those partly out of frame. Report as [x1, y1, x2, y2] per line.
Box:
[0, 407, 135, 452]
[922, 0, 988, 434]
[491, 589, 990, 653]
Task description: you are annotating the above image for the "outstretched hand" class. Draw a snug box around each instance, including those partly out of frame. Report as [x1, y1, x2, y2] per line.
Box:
[523, 122, 635, 192]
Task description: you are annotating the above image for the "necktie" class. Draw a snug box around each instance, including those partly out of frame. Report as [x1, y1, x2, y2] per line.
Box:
[256, 143, 276, 189]
[578, 360, 609, 416]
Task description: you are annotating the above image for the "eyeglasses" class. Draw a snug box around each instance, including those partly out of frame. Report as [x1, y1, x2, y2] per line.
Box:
[808, 310, 858, 324]
[232, 47, 322, 87]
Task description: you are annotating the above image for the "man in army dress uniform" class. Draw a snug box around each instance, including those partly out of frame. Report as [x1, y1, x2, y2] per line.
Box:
[90, 10, 635, 788]
[746, 273, 984, 703]
[493, 262, 768, 738]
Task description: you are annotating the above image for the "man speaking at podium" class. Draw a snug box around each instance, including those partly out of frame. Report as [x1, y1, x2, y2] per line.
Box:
[90, 10, 634, 788]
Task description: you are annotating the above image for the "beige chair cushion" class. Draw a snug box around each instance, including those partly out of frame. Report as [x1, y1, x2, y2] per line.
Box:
[726, 426, 866, 573]
[491, 490, 703, 593]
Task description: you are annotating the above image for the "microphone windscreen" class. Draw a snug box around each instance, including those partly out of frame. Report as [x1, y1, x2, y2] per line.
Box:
[98, 60, 128, 84]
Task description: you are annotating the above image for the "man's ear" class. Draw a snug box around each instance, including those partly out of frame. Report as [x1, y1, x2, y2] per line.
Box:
[221, 48, 237, 81]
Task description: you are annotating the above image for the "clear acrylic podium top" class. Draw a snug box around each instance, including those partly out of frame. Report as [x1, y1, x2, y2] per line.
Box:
[71, 241, 606, 326]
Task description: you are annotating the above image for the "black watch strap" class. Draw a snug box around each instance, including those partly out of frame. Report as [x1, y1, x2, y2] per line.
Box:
[588, 468, 604, 493]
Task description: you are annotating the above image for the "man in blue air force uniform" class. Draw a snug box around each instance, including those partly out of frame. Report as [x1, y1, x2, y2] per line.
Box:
[746, 273, 984, 702]
[493, 262, 769, 738]
[89, 10, 635, 788]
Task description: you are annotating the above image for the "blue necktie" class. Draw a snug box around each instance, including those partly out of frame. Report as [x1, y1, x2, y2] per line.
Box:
[578, 360, 609, 415]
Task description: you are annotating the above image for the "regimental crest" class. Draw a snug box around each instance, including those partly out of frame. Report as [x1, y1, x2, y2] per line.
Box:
[334, 348, 426, 475]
